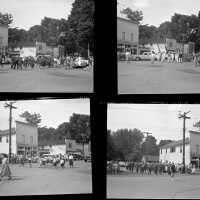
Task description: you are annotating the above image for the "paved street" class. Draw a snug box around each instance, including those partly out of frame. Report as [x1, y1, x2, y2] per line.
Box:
[118, 61, 200, 94]
[0, 65, 93, 92]
[0, 161, 92, 196]
[107, 173, 200, 199]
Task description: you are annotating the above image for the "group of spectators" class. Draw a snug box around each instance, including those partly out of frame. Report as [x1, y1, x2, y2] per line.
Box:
[107, 160, 193, 176]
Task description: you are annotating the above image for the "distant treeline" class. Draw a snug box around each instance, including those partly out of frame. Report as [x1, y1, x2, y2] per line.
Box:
[8, 0, 94, 56]
[38, 113, 90, 146]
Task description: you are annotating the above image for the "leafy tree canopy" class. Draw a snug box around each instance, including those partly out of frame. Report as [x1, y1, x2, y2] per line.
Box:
[19, 111, 41, 126]
[121, 8, 143, 24]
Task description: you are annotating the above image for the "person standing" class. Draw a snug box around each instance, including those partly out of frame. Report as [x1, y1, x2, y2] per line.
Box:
[0, 154, 12, 181]
[125, 50, 130, 64]
[179, 51, 183, 63]
[69, 154, 74, 168]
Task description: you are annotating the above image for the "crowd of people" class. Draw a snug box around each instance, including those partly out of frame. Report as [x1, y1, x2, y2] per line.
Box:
[107, 160, 193, 177]
[122, 49, 200, 67]
[0, 54, 94, 70]
[0, 153, 77, 181]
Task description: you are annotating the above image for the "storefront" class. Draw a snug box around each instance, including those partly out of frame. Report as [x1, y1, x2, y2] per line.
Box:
[117, 17, 139, 55]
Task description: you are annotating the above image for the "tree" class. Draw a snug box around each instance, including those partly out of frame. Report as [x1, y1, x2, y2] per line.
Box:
[193, 120, 200, 130]
[142, 135, 159, 156]
[19, 111, 41, 126]
[0, 12, 13, 25]
[67, 0, 94, 55]
[139, 25, 157, 45]
[112, 128, 144, 161]
[68, 113, 90, 143]
[107, 130, 118, 160]
[121, 8, 143, 24]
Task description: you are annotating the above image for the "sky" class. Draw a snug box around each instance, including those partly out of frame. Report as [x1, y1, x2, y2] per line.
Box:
[108, 104, 200, 143]
[0, 0, 74, 30]
[0, 98, 90, 130]
[118, 0, 200, 27]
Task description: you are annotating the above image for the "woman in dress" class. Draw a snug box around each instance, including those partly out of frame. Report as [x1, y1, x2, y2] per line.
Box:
[0, 154, 12, 181]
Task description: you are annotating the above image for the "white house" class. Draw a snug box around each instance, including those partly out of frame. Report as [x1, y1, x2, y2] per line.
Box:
[159, 130, 200, 167]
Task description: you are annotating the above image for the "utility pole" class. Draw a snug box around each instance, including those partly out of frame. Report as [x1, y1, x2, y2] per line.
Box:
[178, 111, 191, 173]
[4, 102, 17, 163]
[143, 131, 152, 139]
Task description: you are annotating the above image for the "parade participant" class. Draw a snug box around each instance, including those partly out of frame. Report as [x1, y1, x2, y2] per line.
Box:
[179, 51, 183, 63]
[151, 52, 156, 64]
[28, 157, 32, 168]
[170, 163, 176, 178]
[60, 157, 65, 168]
[69, 154, 74, 168]
[125, 50, 130, 64]
[0, 154, 12, 181]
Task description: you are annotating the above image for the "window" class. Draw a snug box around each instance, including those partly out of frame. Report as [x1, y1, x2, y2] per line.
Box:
[131, 33, 134, 41]
[122, 32, 125, 40]
[0, 136, 1, 142]
[6, 136, 8, 143]
[30, 136, 33, 144]
[170, 146, 175, 152]
[196, 145, 200, 154]
[22, 135, 25, 144]
[180, 145, 182, 153]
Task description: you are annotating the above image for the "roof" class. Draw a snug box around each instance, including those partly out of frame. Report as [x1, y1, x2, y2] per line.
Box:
[0, 128, 15, 137]
[117, 16, 139, 25]
[160, 138, 190, 149]
[0, 23, 8, 28]
[16, 120, 37, 127]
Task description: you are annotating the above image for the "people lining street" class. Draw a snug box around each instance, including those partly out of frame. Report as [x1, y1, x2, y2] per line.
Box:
[107, 160, 192, 176]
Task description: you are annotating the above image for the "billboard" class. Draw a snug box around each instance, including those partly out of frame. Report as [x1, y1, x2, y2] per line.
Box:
[166, 38, 177, 51]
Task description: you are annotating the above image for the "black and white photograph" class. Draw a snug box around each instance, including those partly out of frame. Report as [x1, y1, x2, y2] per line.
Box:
[0, 0, 94, 92]
[107, 103, 200, 199]
[117, 0, 200, 94]
[0, 98, 92, 196]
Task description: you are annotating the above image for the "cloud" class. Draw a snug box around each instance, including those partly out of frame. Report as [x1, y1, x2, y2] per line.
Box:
[133, 0, 150, 8]
[118, 0, 150, 10]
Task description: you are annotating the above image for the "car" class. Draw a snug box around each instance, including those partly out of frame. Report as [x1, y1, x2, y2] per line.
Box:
[135, 52, 152, 61]
[73, 57, 89, 68]
[84, 155, 91, 162]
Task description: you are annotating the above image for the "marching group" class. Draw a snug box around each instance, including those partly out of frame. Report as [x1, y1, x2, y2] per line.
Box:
[123, 50, 200, 67]
[0, 153, 75, 181]
[107, 160, 193, 177]
[0, 54, 94, 70]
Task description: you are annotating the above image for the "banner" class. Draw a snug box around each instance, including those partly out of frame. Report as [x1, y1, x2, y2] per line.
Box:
[166, 38, 177, 51]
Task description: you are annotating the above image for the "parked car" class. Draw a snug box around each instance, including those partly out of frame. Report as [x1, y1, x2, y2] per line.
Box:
[84, 155, 91, 162]
[135, 52, 153, 61]
[73, 57, 89, 68]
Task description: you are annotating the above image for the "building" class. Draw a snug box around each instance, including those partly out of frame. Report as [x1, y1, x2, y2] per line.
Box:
[142, 155, 159, 163]
[117, 17, 139, 55]
[0, 121, 38, 157]
[159, 130, 200, 167]
[38, 139, 90, 156]
[0, 23, 8, 54]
